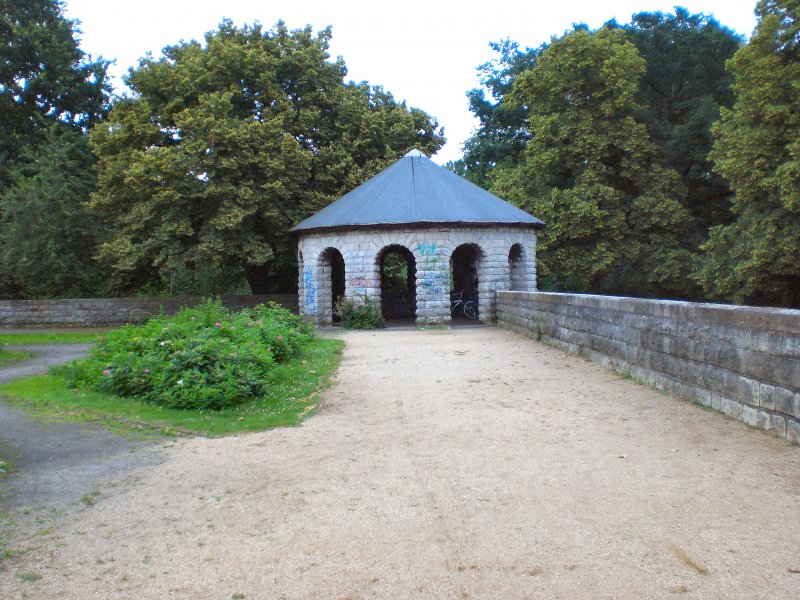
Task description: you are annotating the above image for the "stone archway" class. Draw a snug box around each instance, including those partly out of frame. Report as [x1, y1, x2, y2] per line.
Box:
[318, 247, 345, 323]
[508, 243, 527, 291]
[450, 243, 484, 319]
[377, 245, 417, 320]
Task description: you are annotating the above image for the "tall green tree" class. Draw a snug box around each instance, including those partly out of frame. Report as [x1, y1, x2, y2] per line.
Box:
[1, 0, 110, 297]
[696, 0, 800, 307]
[0, 0, 109, 188]
[455, 39, 542, 187]
[0, 126, 105, 297]
[90, 21, 444, 294]
[494, 26, 695, 296]
[616, 9, 742, 245]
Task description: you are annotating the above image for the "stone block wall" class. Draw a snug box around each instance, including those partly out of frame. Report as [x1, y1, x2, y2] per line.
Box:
[297, 225, 537, 325]
[497, 291, 800, 443]
[0, 294, 298, 327]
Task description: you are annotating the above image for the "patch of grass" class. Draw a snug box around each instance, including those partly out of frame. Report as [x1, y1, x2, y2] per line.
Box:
[0, 348, 32, 366]
[0, 510, 20, 562]
[80, 491, 101, 506]
[0, 338, 343, 437]
[0, 459, 16, 478]
[19, 572, 42, 582]
[0, 332, 104, 346]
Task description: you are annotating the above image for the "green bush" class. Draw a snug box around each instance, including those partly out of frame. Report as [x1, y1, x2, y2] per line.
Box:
[58, 300, 314, 411]
[337, 297, 385, 329]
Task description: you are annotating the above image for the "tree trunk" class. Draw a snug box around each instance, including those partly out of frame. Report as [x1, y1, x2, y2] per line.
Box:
[244, 264, 272, 294]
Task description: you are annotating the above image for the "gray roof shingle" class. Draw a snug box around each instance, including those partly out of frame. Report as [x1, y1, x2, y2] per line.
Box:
[290, 150, 544, 233]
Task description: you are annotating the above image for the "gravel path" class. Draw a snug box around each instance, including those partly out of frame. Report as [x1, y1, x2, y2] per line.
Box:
[0, 343, 92, 384]
[1, 327, 798, 599]
[0, 343, 164, 519]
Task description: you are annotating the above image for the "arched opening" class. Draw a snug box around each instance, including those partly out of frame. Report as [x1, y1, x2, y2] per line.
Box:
[319, 247, 345, 323]
[508, 243, 527, 291]
[378, 245, 417, 321]
[450, 243, 482, 320]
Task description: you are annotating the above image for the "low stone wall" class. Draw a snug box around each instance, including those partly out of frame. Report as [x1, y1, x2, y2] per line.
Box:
[0, 294, 298, 327]
[497, 291, 800, 443]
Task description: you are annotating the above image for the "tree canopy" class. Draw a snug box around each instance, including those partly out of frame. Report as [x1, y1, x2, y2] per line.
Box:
[457, 8, 744, 300]
[0, 126, 105, 297]
[0, 0, 109, 188]
[0, 0, 110, 297]
[492, 26, 694, 296]
[90, 21, 445, 294]
[617, 9, 741, 244]
[695, 0, 800, 306]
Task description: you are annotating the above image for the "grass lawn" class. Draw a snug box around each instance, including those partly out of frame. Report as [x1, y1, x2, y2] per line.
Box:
[0, 332, 104, 346]
[0, 348, 32, 367]
[0, 338, 344, 437]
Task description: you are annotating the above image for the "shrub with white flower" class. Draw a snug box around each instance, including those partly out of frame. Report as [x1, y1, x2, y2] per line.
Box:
[58, 300, 313, 411]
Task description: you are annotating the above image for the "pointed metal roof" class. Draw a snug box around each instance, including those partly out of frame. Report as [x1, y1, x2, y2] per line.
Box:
[290, 150, 544, 233]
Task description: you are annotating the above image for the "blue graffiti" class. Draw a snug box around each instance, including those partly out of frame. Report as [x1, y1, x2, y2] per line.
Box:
[418, 270, 448, 295]
[416, 242, 438, 257]
[303, 265, 317, 313]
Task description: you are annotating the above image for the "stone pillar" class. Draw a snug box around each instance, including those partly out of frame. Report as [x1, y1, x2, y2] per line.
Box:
[413, 239, 451, 325]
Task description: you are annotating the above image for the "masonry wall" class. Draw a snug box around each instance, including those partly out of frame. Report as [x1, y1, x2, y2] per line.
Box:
[297, 226, 538, 325]
[0, 294, 298, 327]
[497, 291, 800, 443]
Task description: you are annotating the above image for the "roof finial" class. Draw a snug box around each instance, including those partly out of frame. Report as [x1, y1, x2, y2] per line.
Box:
[404, 148, 426, 158]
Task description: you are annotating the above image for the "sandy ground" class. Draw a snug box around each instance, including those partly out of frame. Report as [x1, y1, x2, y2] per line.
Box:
[1, 327, 798, 599]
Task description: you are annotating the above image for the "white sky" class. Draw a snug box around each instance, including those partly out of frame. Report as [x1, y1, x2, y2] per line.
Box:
[62, 1, 758, 165]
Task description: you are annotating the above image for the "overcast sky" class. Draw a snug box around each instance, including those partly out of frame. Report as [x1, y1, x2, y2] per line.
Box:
[62, 1, 758, 165]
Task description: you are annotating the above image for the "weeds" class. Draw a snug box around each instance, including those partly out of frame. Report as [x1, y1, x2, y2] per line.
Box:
[336, 296, 385, 330]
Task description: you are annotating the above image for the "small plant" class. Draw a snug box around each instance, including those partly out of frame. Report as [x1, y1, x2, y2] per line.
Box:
[337, 296, 385, 330]
[19, 572, 42, 582]
[80, 490, 101, 506]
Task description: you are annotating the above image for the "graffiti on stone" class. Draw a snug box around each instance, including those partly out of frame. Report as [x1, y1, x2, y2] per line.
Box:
[303, 265, 317, 313]
[416, 242, 438, 257]
[414, 241, 448, 295]
[348, 276, 376, 295]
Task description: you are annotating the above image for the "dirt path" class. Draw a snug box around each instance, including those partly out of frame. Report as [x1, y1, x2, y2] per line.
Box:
[0, 342, 165, 518]
[0, 343, 92, 384]
[1, 327, 798, 599]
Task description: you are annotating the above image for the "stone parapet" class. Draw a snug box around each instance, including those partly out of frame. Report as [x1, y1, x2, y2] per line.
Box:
[497, 291, 800, 443]
[0, 294, 298, 327]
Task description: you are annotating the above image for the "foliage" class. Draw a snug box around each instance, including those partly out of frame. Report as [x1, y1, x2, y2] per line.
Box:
[616, 9, 742, 245]
[0, 126, 106, 297]
[0, 348, 30, 366]
[696, 0, 800, 307]
[89, 21, 445, 295]
[58, 300, 313, 410]
[459, 10, 741, 301]
[493, 26, 695, 296]
[337, 296, 385, 329]
[457, 39, 542, 187]
[381, 251, 410, 291]
[0, 0, 109, 188]
[0, 337, 343, 436]
[0, 0, 110, 298]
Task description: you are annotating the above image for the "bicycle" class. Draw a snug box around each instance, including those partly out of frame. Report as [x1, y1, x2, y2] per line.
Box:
[450, 290, 479, 320]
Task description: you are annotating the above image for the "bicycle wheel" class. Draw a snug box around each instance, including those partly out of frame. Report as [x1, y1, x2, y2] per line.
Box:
[463, 301, 479, 320]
